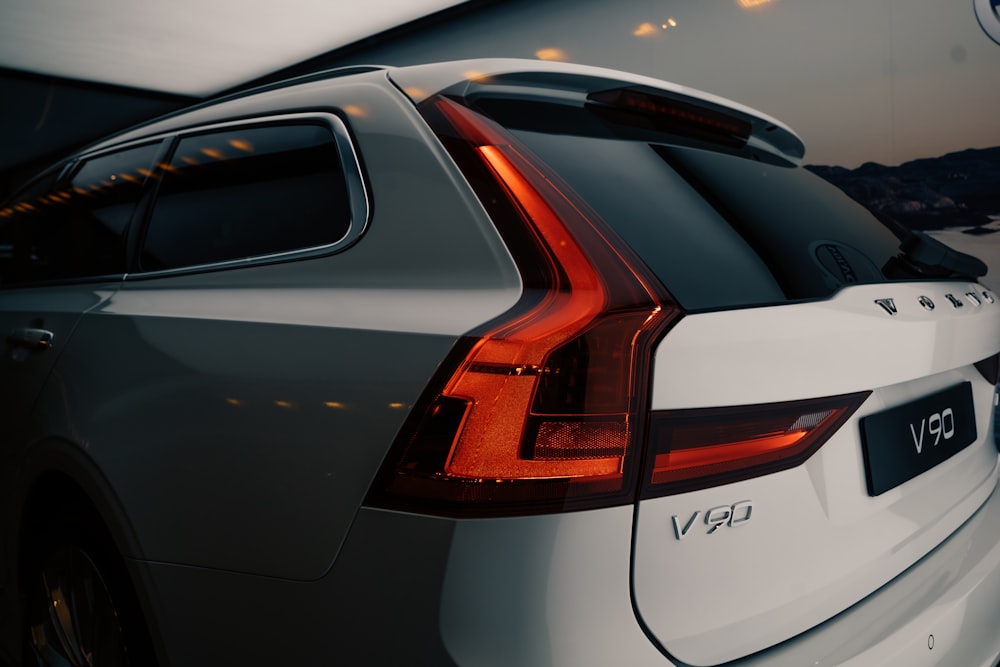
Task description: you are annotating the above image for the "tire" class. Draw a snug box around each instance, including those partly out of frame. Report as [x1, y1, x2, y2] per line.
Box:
[20, 505, 156, 667]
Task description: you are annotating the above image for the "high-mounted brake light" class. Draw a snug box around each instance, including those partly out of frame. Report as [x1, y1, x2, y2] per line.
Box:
[586, 87, 752, 148]
[367, 96, 680, 516]
[642, 392, 870, 497]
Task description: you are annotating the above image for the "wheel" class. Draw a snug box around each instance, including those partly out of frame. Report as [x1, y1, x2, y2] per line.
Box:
[20, 506, 155, 667]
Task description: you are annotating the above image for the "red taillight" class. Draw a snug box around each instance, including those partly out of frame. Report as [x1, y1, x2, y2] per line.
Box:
[642, 392, 870, 497]
[366, 96, 680, 516]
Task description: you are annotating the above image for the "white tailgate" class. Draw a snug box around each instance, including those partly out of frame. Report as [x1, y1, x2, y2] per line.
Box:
[632, 282, 1000, 665]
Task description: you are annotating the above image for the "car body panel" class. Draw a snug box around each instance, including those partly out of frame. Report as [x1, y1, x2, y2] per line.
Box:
[0, 285, 116, 433]
[0, 58, 999, 667]
[0, 283, 116, 604]
[126, 485, 1000, 667]
[387, 58, 806, 163]
[651, 282, 1000, 409]
[732, 482, 1000, 667]
[636, 281, 1000, 663]
[132, 508, 460, 666]
[21, 75, 522, 579]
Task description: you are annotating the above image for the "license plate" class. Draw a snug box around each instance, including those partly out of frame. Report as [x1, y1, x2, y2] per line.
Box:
[860, 382, 977, 496]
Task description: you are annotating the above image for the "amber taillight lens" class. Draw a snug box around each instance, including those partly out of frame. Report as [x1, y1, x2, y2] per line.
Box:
[642, 392, 870, 497]
[366, 96, 681, 516]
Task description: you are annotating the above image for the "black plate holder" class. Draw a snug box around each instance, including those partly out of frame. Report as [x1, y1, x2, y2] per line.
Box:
[861, 382, 977, 496]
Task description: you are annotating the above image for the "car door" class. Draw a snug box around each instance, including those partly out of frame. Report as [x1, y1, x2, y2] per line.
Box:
[0, 142, 164, 441]
[0, 141, 165, 614]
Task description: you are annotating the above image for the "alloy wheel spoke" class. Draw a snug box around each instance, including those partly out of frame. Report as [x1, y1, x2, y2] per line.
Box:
[30, 546, 128, 667]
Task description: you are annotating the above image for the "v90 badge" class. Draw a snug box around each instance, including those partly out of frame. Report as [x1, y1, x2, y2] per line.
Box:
[672, 500, 753, 540]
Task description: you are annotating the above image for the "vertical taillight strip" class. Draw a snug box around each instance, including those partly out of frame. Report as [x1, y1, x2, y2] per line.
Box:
[366, 96, 681, 516]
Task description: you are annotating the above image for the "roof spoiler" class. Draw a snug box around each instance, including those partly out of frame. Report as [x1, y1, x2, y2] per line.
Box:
[389, 59, 805, 164]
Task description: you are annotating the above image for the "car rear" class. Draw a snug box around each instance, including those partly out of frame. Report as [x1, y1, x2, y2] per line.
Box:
[364, 60, 1000, 666]
[4, 59, 1000, 667]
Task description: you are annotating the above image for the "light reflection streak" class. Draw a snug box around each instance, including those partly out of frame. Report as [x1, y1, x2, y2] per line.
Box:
[535, 48, 568, 61]
[463, 70, 493, 83]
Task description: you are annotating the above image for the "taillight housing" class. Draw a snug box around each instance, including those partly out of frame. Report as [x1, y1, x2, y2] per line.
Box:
[366, 96, 681, 516]
[641, 392, 870, 497]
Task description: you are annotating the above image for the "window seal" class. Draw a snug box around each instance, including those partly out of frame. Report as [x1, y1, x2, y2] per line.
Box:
[125, 112, 369, 280]
[0, 141, 166, 290]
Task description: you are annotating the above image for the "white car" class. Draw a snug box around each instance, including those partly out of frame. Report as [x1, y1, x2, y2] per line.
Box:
[2, 59, 999, 667]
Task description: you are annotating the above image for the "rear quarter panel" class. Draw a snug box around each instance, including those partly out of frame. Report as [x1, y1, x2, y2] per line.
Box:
[27, 75, 521, 580]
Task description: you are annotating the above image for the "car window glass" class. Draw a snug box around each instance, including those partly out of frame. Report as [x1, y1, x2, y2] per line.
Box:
[661, 145, 904, 301]
[140, 123, 351, 271]
[480, 97, 917, 311]
[0, 143, 160, 287]
[505, 129, 787, 310]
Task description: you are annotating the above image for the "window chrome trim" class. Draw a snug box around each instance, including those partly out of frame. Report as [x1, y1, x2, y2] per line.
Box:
[124, 112, 370, 280]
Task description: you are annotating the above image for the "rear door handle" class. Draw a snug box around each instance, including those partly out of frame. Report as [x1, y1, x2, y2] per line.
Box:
[6, 328, 55, 351]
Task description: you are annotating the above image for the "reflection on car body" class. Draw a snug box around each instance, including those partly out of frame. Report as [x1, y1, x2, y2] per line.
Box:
[1, 59, 1000, 667]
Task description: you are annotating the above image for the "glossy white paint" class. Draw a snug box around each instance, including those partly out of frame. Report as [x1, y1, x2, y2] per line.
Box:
[652, 282, 1000, 409]
[391, 57, 805, 164]
[439, 506, 670, 667]
[2, 44, 1000, 665]
[434, 463, 1000, 667]
[733, 484, 1000, 666]
[637, 281, 1000, 663]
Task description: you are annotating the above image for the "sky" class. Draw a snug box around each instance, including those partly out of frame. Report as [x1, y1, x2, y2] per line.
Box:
[323, 0, 1000, 168]
[2, 0, 999, 167]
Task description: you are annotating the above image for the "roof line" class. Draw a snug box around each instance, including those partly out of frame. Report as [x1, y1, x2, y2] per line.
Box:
[218, 0, 507, 96]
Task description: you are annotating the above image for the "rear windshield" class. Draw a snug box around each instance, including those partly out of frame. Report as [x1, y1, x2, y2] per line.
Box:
[477, 99, 905, 312]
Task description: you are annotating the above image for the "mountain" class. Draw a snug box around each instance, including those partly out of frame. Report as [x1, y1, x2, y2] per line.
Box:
[807, 146, 1000, 231]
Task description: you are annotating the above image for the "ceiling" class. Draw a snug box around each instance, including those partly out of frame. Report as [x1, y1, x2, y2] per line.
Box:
[0, 0, 475, 195]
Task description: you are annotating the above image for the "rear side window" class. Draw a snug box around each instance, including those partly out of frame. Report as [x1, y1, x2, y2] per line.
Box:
[140, 123, 351, 271]
[0, 143, 160, 286]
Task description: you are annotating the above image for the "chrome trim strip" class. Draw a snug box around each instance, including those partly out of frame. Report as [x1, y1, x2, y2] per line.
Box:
[123, 112, 370, 280]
